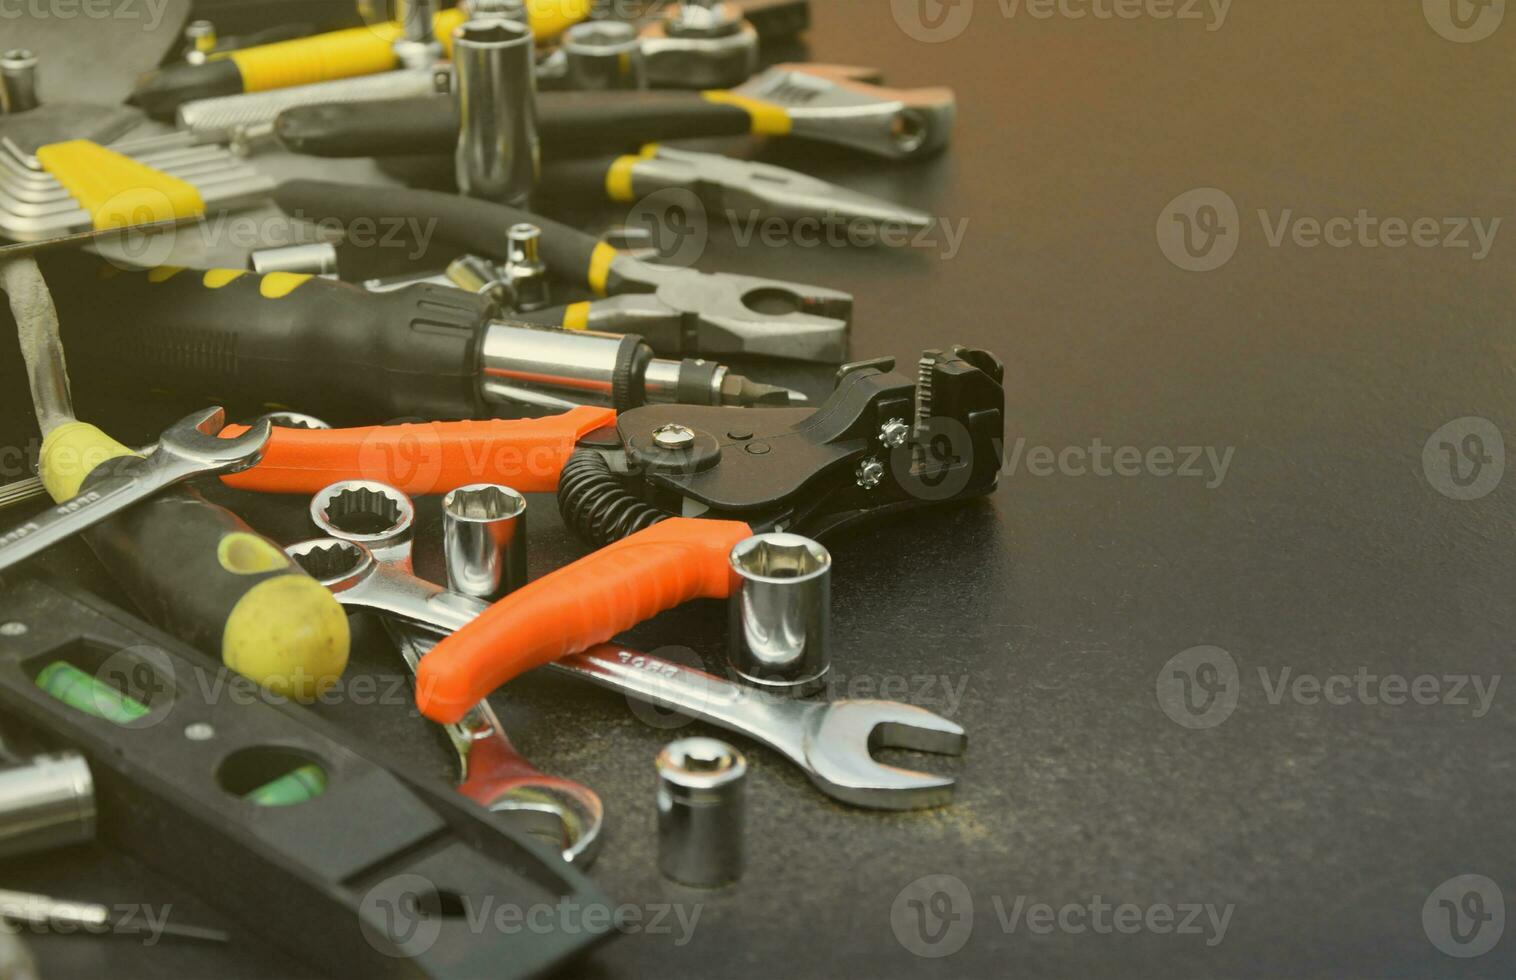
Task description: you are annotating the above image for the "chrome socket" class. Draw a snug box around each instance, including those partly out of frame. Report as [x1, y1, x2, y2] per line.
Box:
[453, 18, 540, 207]
[0, 50, 39, 115]
[250, 243, 339, 277]
[656, 737, 746, 887]
[728, 533, 832, 695]
[561, 20, 647, 91]
[443, 484, 528, 601]
[0, 753, 95, 859]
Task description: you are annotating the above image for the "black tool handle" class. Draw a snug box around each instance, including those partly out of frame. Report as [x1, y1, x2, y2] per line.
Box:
[275, 180, 608, 290]
[44, 254, 491, 422]
[276, 90, 756, 159]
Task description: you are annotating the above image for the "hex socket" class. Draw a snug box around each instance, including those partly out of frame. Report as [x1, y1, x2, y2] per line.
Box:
[656, 738, 746, 887]
[0, 753, 95, 859]
[728, 533, 832, 695]
[453, 18, 539, 206]
[0, 49, 39, 115]
[561, 20, 647, 91]
[443, 484, 528, 601]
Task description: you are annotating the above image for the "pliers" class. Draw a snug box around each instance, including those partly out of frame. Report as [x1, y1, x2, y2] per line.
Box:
[542, 143, 935, 231]
[215, 347, 1007, 724]
[276, 180, 854, 363]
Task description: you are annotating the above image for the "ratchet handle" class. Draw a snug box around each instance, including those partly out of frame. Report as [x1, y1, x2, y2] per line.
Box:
[219, 407, 617, 495]
[416, 517, 753, 723]
[46, 256, 492, 422]
[275, 180, 610, 294]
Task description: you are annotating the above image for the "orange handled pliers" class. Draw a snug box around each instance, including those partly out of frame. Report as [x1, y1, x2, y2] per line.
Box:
[218, 348, 1005, 726]
[218, 406, 617, 496]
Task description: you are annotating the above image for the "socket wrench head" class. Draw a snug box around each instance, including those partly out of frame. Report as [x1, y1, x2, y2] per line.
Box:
[442, 484, 527, 601]
[453, 17, 539, 206]
[728, 533, 832, 695]
[561, 20, 647, 91]
[656, 737, 746, 887]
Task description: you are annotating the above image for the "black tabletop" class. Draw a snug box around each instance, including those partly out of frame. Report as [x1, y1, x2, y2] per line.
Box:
[3, 1, 1515, 977]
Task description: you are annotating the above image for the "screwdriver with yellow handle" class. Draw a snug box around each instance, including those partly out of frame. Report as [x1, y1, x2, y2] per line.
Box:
[1, 257, 349, 700]
[132, 0, 593, 119]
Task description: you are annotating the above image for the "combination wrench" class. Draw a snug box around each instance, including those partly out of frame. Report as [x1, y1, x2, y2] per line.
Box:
[304, 481, 603, 866]
[0, 408, 269, 574]
[288, 482, 966, 810]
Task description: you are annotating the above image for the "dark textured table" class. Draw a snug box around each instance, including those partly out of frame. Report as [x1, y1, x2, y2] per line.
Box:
[3, 1, 1515, 977]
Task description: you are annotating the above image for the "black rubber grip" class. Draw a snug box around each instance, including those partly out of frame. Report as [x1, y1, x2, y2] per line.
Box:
[44, 254, 491, 422]
[740, 0, 812, 40]
[130, 59, 244, 120]
[78, 473, 305, 664]
[274, 180, 604, 286]
[276, 90, 756, 159]
[275, 96, 457, 158]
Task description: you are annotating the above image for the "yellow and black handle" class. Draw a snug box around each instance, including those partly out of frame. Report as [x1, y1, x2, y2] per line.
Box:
[275, 88, 788, 159]
[37, 423, 349, 700]
[44, 255, 496, 422]
[132, 1, 593, 119]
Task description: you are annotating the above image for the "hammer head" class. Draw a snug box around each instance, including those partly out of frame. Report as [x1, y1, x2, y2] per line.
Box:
[158, 407, 271, 474]
[800, 699, 967, 809]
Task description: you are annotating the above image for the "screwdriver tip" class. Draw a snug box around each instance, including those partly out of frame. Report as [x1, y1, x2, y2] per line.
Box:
[721, 374, 807, 407]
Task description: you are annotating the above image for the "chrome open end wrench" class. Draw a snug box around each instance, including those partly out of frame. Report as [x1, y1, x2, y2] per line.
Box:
[0, 408, 270, 575]
[298, 481, 604, 867]
[288, 483, 966, 810]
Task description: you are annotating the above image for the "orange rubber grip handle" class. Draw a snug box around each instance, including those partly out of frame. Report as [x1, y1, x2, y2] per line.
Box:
[416, 517, 754, 723]
[218, 407, 617, 496]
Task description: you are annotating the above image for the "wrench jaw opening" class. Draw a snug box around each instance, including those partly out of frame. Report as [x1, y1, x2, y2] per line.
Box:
[161, 407, 272, 473]
[799, 700, 967, 810]
[463, 775, 607, 868]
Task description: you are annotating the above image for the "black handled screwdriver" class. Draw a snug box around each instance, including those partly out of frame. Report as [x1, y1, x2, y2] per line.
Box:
[41, 253, 799, 423]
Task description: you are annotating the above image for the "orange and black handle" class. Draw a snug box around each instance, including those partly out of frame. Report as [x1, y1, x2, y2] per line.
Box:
[218, 407, 617, 496]
[415, 518, 752, 723]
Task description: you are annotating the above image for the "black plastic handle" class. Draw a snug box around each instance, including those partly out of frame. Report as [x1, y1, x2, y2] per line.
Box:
[274, 180, 605, 286]
[44, 253, 491, 422]
[276, 90, 756, 159]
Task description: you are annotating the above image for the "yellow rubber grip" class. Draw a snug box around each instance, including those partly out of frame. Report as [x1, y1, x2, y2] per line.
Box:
[36, 141, 205, 232]
[701, 91, 793, 136]
[587, 241, 619, 296]
[526, 0, 594, 41]
[39, 422, 139, 504]
[605, 143, 659, 202]
[563, 301, 592, 330]
[228, 23, 403, 92]
[224, 574, 351, 700]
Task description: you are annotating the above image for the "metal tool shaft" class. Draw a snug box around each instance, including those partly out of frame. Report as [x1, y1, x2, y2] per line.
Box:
[0, 753, 95, 859]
